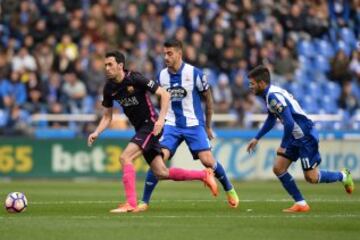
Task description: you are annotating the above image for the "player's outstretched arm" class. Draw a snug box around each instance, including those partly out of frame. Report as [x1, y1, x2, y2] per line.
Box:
[153, 87, 170, 136]
[88, 107, 113, 146]
[246, 138, 258, 153]
[201, 89, 215, 140]
[246, 113, 277, 154]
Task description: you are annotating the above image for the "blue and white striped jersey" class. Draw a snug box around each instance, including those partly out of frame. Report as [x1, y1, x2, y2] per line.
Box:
[158, 62, 209, 128]
[256, 85, 315, 148]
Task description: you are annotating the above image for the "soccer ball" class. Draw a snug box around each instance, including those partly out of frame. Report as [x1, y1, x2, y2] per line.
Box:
[4, 192, 28, 213]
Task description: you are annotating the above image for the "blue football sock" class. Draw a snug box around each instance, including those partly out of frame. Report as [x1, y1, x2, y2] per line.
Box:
[141, 169, 158, 204]
[318, 170, 343, 183]
[213, 162, 233, 191]
[277, 172, 304, 202]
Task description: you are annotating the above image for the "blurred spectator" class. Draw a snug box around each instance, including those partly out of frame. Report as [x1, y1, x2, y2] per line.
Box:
[350, 51, 360, 80]
[212, 73, 233, 113]
[329, 50, 352, 85]
[46, 72, 63, 104]
[0, 71, 27, 108]
[12, 47, 37, 72]
[31, 19, 49, 43]
[338, 81, 359, 116]
[274, 47, 297, 82]
[48, 0, 69, 38]
[62, 72, 87, 113]
[0, 0, 358, 133]
[34, 43, 54, 81]
[0, 52, 11, 80]
[231, 73, 248, 127]
[55, 34, 78, 61]
[85, 58, 105, 97]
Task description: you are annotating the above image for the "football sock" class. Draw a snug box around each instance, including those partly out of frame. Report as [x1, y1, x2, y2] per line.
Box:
[213, 161, 233, 191]
[318, 170, 343, 183]
[277, 172, 304, 202]
[141, 170, 158, 204]
[122, 164, 137, 208]
[295, 200, 307, 206]
[168, 168, 206, 181]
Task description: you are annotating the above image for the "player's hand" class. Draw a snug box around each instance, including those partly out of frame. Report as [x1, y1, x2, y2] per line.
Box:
[277, 147, 286, 154]
[206, 126, 215, 140]
[88, 131, 99, 147]
[246, 138, 258, 154]
[153, 118, 164, 136]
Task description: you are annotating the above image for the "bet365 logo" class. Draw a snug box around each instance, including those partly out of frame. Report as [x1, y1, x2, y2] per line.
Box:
[52, 144, 147, 173]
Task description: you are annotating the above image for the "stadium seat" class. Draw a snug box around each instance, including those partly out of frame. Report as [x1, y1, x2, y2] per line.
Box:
[302, 95, 319, 114]
[339, 28, 357, 49]
[297, 40, 315, 58]
[315, 39, 335, 59]
[319, 95, 338, 114]
[313, 55, 330, 73]
[325, 81, 342, 100]
[336, 40, 352, 56]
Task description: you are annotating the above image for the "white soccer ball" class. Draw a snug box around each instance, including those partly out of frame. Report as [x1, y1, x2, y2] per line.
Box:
[4, 192, 28, 213]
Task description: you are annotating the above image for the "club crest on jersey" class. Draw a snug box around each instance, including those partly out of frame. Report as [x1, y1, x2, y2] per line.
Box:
[147, 80, 155, 88]
[275, 103, 284, 113]
[127, 86, 134, 93]
[270, 99, 277, 107]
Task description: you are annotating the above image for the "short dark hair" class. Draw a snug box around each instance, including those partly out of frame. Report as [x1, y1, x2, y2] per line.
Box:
[105, 50, 125, 64]
[247, 65, 271, 84]
[164, 39, 183, 50]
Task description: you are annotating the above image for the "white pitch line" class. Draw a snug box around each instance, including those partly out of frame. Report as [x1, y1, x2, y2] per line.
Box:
[1, 214, 360, 220]
[28, 199, 360, 205]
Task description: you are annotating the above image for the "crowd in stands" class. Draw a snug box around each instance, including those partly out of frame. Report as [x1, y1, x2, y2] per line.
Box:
[0, 0, 359, 135]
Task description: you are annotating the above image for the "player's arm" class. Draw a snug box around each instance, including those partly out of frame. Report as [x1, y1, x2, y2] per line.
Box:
[201, 88, 215, 140]
[88, 84, 113, 146]
[277, 105, 295, 151]
[134, 72, 170, 136]
[195, 68, 215, 139]
[88, 107, 112, 146]
[246, 112, 277, 153]
[267, 93, 294, 152]
[154, 87, 170, 136]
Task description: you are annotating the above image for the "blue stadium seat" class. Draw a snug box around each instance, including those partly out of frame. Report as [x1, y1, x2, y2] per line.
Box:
[313, 55, 330, 73]
[324, 81, 342, 99]
[297, 40, 315, 58]
[339, 28, 357, 49]
[83, 96, 95, 114]
[294, 68, 310, 83]
[302, 95, 319, 114]
[288, 82, 304, 100]
[315, 39, 335, 59]
[319, 95, 338, 113]
[336, 40, 352, 56]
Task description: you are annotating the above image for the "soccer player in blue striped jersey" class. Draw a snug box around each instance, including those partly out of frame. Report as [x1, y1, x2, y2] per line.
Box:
[246, 65, 354, 213]
[135, 39, 239, 212]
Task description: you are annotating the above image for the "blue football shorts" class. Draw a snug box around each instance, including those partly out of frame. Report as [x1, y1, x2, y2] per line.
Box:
[160, 125, 211, 159]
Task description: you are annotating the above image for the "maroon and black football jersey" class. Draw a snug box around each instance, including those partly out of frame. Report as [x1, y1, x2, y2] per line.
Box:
[102, 70, 159, 130]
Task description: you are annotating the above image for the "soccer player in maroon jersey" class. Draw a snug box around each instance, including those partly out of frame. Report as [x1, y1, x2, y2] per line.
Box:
[88, 50, 218, 213]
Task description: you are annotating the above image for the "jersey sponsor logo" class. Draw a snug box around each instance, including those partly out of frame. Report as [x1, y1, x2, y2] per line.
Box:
[147, 80, 155, 88]
[116, 96, 139, 107]
[167, 86, 187, 101]
[127, 86, 134, 93]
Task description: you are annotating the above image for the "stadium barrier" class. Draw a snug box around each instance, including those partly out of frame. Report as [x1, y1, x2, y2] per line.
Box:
[0, 130, 359, 180]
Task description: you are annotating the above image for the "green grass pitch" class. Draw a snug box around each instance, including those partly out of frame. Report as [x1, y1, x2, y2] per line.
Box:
[0, 180, 359, 240]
